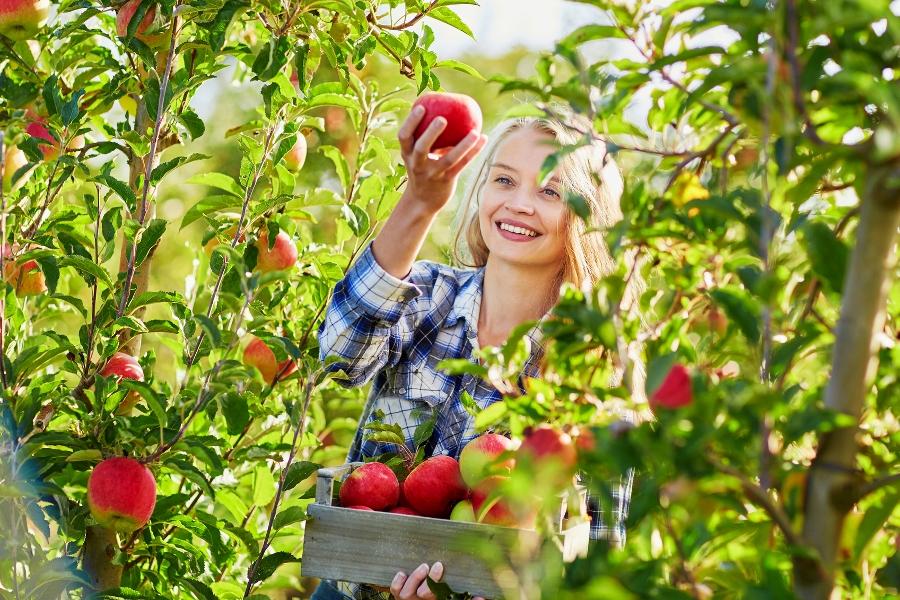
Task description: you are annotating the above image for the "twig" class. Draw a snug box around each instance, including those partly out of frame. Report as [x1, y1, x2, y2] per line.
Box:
[0, 132, 8, 392]
[243, 369, 321, 597]
[855, 473, 900, 502]
[371, 1, 439, 30]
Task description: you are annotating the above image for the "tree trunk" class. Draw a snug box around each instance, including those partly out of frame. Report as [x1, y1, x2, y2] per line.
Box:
[794, 167, 899, 599]
[83, 525, 123, 590]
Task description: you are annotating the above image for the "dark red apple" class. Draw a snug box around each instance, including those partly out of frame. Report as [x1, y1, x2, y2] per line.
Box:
[650, 364, 693, 410]
[519, 425, 577, 471]
[87, 457, 157, 532]
[339, 462, 399, 511]
[389, 506, 420, 516]
[412, 92, 482, 152]
[345, 505, 374, 511]
[402, 455, 468, 518]
[459, 433, 515, 488]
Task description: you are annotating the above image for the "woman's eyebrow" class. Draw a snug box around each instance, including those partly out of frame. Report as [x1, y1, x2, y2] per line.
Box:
[491, 162, 561, 185]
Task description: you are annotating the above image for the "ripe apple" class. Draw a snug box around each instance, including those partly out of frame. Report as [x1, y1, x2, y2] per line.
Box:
[204, 225, 244, 256]
[470, 476, 535, 528]
[4, 258, 45, 296]
[0, 0, 49, 40]
[283, 134, 307, 171]
[449, 499, 475, 523]
[3, 146, 29, 190]
[116, 0, 169, 47]
[346, 505, 374, 511]
[87, 456, 157, 533]
[412, 92, 482, 153]
[402, 455, 468, 518]
[459, 433, 516, 488]
[649, 364, 693, 410]
[389, 506, 420, 516]
[255, 230, 297, 272]
[99, 352, 145, 414]
[519, 425, 577, 472]
[25, 113, 84, 161]
[339, 462, 399, 511]
[242, 335, 296, 385]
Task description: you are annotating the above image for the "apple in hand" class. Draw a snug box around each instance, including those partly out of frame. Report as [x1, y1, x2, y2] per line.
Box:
[242, 335, 296, 385]
[402, 455, 468, 518]
[0, 0, 49, 40]
[459, 433, 515, 488]
[88, 457, 157, 533]
[339, 462, 400, 511]
[255, 230, 297, 272]
[412, 92, 482, 153]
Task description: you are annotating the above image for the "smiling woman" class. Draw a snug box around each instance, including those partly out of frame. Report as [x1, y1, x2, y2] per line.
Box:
[316, 102, 644, 600]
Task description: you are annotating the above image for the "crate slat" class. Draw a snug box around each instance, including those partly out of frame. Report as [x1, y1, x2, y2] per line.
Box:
[302, 504, 538, 598]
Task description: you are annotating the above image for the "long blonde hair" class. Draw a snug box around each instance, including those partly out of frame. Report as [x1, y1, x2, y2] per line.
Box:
[451, 110, 647, 403]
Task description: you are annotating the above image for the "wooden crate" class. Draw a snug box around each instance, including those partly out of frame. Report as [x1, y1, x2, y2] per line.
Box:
[301, 463, 590, 599]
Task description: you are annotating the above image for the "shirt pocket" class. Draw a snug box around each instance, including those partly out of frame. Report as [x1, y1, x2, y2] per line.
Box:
[390, 356, 447, 408]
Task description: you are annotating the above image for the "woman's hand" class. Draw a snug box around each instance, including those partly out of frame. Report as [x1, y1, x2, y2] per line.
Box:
[389, 562, 485, 600]
[397, 105, 488, 215]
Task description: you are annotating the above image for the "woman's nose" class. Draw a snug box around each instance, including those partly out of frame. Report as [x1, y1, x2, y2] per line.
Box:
[506, 192, 536, 214]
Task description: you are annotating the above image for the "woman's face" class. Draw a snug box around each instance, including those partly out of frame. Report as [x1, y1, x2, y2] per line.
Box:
[478, 127, 568, 270]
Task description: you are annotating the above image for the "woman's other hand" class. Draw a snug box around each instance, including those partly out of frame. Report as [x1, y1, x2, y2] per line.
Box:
[389, 562, 443, 600]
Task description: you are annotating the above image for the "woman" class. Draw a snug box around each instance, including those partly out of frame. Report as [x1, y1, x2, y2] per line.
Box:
[312, 103, 639, 600]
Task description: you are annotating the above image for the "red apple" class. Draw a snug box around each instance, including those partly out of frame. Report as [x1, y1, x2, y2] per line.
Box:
[412, 92, 482, 152]
[345, 505, 374, 511]
[519, 425, 577, 471]
[100, 352, 145, 414]
[283, 134, 307, 171]
[339, 462, 399, 511]
[204, 225, 244, 256]
[459, 433, 515, 488]
[650, 364, 693, 410]
[0, 0, 49, 40]
[402, 455, 468, 518]
[389, 506, 420, 516]
[25, 113, 84, 161]
[255, 230, 297, 272]
[3, 146, 29, 190]
[87, 457, 157, 533]
[242, 335, 296, 385]
[470, 476, 535, 528]
[4, 258, 45, 296]
[116, 0, 169, 47]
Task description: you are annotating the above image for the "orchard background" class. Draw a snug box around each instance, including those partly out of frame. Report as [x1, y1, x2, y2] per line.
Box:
[0, 0, 897, 599]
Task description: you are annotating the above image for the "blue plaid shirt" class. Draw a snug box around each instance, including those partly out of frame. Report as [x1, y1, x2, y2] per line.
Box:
[316, 241, 632, 598]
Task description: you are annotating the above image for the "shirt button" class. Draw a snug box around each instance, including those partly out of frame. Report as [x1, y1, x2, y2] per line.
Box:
[399, 387, 407, 394]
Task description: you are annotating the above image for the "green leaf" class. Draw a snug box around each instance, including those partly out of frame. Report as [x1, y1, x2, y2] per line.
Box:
[802, 221, 849, 294]
[250, 551, 299, 584]
[181, 195, 243, 229]
[135, 218, 167, 266]
[273, 505, 307, 530]
[433, 59, 484, 80]
[307, 93, 361, 112]
[252, 465, 277, 506]
[427, 7, 474, 37]
[853, 490, 900, 562]
[320, 145, 351, 193]
[66, 449, 103, 462]
[560, 24, 627, 47]
[710, 288, 760, 343]
[648, 46, 724, 71]
[475, 401, 507, 430]
[186, 172, 245, 197]
[57, 256, 114, 288]
[284, 461, 322, 491]
[221, 392, 250, 436]
[645, 353, 678, 398]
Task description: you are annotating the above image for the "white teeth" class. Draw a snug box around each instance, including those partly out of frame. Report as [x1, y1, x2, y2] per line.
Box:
[499, 222, 538, 237]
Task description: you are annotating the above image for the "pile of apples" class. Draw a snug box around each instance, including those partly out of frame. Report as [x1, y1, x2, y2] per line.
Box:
[337, 426, 579, 529]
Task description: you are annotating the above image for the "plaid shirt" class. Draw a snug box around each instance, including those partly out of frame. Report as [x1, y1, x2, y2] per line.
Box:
[316, 241, 632, 599]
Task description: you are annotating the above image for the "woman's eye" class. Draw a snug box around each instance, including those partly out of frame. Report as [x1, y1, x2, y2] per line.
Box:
[543, 188, 560, 198]
[494, 176, 513, 185]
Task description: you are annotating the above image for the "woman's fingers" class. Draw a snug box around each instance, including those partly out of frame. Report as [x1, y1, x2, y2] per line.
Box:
[444, 134, 489, 179]
[398, 106, 426, 156]
[411, 117, 447, 167]
[435, 130, 482, 173]
[415, 562, 443, 599]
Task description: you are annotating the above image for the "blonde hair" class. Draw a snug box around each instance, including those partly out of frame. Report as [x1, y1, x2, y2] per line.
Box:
[451, 110, 647, 403]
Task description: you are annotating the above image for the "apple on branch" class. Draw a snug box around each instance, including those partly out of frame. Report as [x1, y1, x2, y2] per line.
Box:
[255, 230, 298, 272]
[116, 0, 169, 48]
[283, 133, 307, 171]
[0, 0, 50, 40]
[99, 352, 145, 414]
[242, 335, 297, 385]
[411, 92, 482, 154]
[2, 244, 46, 297]
[87, 457, 157, 533]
